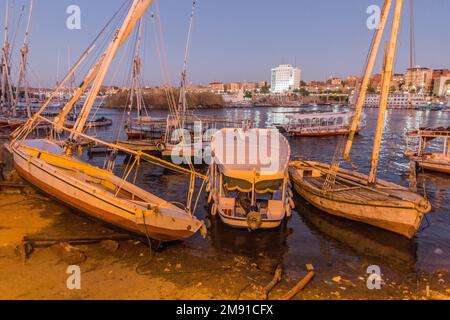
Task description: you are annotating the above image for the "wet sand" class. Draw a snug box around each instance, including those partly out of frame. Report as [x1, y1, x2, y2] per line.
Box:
[0, 190, 449, 300]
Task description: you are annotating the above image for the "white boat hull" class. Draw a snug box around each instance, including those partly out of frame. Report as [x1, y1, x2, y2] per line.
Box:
[217, 211, 283, 229]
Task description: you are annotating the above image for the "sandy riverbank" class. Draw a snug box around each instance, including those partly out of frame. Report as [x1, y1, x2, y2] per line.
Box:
[0, 188, 449, 300]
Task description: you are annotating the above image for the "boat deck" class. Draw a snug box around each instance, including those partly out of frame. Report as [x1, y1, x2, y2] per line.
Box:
[290, 161, 423, 204]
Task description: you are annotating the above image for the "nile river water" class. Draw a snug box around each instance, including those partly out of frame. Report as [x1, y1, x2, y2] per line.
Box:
[92, 107, 449, 270]
[1, 106, 449, 298]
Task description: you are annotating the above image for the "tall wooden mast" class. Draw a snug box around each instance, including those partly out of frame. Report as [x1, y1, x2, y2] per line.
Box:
[178, 0, 196, 121]
[368, 0, 404, 185]
[70, 0, 153, 140]
[16, 0, 34, 118]
[1, 0, 12, 111]
[343, 0, 393, 160]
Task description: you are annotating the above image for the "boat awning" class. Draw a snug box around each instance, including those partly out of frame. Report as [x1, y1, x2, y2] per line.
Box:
[211, 128, 290, 183]
[223, 175, 284, 193]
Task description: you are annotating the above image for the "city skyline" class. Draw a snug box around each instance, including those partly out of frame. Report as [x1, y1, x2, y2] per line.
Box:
[1, 0, 449, 88]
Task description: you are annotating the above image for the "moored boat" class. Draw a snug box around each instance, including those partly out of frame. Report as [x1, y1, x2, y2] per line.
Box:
[289, 161, 430, 239]
[208, 128, 294, 230]
[289, 0, 432, 239]
[406, 127, 450, 174]
[277, 111, 366, 137]
[10, 139, 204, 241]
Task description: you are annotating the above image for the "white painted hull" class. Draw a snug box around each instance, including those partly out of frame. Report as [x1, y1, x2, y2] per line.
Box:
[217, 211, 283, 230]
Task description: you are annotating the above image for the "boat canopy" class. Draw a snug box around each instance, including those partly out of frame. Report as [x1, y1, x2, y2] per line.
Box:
[211, 128, 290, 187]
[223, 175, 284, 193]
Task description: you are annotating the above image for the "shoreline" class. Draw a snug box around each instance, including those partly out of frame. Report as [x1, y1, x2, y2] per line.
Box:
[0, 189, 448, 300]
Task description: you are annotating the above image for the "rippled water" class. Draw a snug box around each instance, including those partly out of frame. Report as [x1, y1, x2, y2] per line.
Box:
[2, 106, 449, 284]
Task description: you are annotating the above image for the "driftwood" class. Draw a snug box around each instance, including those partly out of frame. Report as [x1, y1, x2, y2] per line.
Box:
[263, 264, 283, 300]
[280, 264, 315, 300]
[0, 182, 28, 188]
[23, 234, 135, 247]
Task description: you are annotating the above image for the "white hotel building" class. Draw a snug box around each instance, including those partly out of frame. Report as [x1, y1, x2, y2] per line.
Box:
[271, 64, 301, 93]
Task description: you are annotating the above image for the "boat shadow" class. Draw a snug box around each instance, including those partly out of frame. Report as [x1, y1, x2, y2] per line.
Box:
[294, 196, 418, 271]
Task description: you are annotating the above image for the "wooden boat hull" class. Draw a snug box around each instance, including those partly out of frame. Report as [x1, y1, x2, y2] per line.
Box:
[416, 161, 450, 174]
[11, 141, 204, 242]
[290, 128, 361, 137]
[410, 156, 450, 174]
[289, 161, 431, 239]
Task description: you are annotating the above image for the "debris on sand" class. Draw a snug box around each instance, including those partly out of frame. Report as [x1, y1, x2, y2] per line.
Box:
[51, 242, 87, 265]
[100, 240, 120, 253]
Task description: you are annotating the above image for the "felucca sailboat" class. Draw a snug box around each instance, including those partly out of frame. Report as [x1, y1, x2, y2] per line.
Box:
[8, 0, 206, 242]
[289, 0, 431, 239]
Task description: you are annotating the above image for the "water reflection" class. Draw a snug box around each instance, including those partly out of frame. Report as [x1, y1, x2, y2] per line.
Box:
[2, 106, 449, 277]
[295, 197, 417, 272]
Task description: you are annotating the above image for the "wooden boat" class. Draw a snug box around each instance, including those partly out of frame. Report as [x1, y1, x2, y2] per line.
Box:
[289, 0, 431, 239]
[9, 0, 207, 242]
[65, 116, 113, 129]
[289, 161, 430, 239]
[208, 128, 294, 230]
[10, 139, 204, 241]
[406, 127, 450, 174]
[276, 111, 366, 137]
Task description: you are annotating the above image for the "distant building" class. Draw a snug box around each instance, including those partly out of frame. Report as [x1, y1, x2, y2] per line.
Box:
[271, 64, 301, 93]
[405, 66, 433, 93]
[225, 82, 242, 93]
[391, 74, 405, 91]
[258, 81, 269, 89]
[345, 75, 359, 88]
[208, 82, 225, 93]
[243, 82, 257, 92]
[328, 76, 342, 86]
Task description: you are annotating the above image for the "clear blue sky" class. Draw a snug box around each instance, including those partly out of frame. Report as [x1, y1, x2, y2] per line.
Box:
[2, 0, 449, 88]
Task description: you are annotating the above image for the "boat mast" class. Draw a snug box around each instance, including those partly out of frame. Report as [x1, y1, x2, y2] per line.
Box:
[1, 0, 12, 113]
[15, 0, 34, 118]
[130, 19, 143, 123]
[368, 0, 404, 185]
[178, 0, 196, 123]
[343, 0, 392, 160]
[409, 0, 416, 70]
[70, 0, 153, 141]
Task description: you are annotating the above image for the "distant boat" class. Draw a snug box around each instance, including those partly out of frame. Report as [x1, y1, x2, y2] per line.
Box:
[229, 87, 254, 108]
[276, 111, 366, 137]
[406, 127, 450, 174]
[65, 116, 113, 129]
[208, 128, 294, 230]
